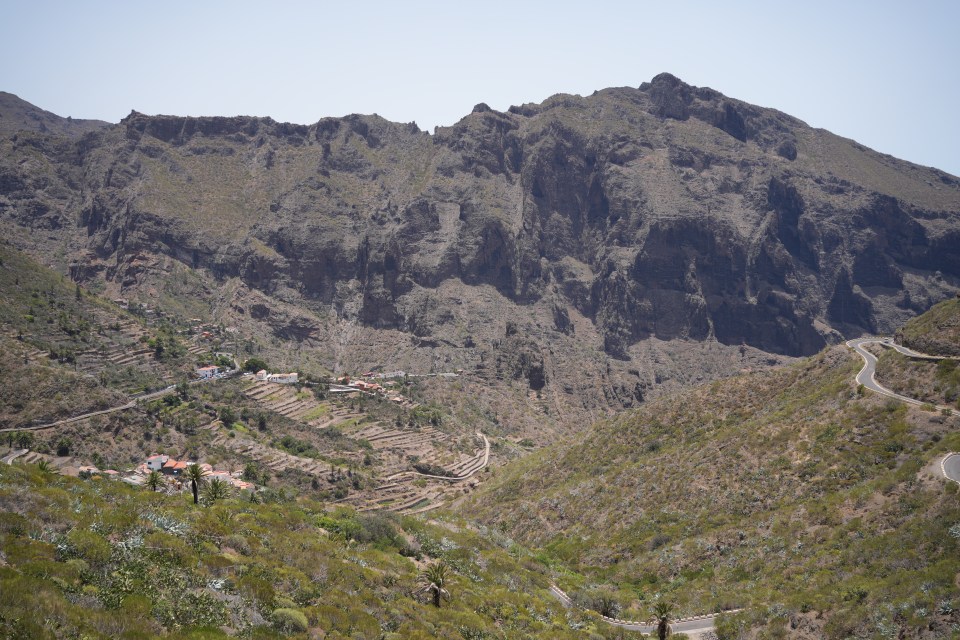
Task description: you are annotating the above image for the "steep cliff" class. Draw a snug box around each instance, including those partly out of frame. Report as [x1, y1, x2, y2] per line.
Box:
[1, 74, 958, 430]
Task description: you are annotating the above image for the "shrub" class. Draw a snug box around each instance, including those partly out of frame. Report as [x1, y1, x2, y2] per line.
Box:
[272, 607, 308, 633]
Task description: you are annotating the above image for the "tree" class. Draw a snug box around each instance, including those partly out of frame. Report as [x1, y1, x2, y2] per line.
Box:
[14, 431, 34, 449]
[55, 437, 72, 457]
[204, 477, 230, 503]
[243, 357, 269, 373]
[153, 336, 165, 360]
[415, 561, 452, 608]
[219, 407, 236, 427]
[185, 464, 208, 505]
[242, 462, 260, 482]
[145, 470, 164, 492]
[36, 459, 58, 475]
[652, 601, 674, 640]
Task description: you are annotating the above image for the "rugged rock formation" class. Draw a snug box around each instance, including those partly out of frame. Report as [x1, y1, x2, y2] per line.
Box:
[0, 91, 110, 138]
[0, 74, 958, 426]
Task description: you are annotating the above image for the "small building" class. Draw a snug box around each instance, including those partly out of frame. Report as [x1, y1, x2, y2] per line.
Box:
[266, 372, 298, 384]
[196, 365, 219, 379]
[255, 369, 268, 381]
[161, 459, 188, 476]
[146, 454, 169, 471]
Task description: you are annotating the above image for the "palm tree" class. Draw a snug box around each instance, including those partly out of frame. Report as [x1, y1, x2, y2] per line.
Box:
[36, 459, 57, 475]
[415, 561, 452, 608]
[185, 464, 208, 505]
[204, 477, 230, 503]
[652, 601, 674, 640]
[145, 470, 164, 492]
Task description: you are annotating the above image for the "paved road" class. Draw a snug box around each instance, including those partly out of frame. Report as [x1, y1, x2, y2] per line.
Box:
[942, 453, 960, 484]
[0, 368, 244, 434]
[413, 433, 490, 481]
[846, 337, 952, 412]
[548, 583, 736, 634]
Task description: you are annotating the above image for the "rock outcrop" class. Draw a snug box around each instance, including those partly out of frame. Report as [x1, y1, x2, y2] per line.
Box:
[0, 75, 958, 421]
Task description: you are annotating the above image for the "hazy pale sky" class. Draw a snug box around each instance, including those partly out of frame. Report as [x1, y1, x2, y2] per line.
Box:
[2, 0, 958, 175]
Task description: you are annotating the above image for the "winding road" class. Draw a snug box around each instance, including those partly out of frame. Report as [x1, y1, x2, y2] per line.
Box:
[548, 583, 737, 635]
[847, 337, 958, 486]
[845, 337, 953, 412]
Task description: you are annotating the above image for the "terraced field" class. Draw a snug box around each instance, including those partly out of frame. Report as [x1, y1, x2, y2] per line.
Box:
[240, 380, 491, 513]
[206, 421, 336, 478]
[242, 381, 362, 428]
[346, 425, 488, 514]
[0, 448, 80, 474]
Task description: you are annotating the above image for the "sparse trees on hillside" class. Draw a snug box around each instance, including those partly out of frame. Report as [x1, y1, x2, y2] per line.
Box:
[416, 561, 452, 608]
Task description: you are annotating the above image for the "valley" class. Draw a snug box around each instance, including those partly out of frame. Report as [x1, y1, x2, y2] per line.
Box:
[0, 77, 959, 639]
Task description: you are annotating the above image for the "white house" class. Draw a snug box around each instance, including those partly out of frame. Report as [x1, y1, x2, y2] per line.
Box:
[266, 372, 298, 384]
[146, 454, 169, 471]
[196, 365, 219, 379]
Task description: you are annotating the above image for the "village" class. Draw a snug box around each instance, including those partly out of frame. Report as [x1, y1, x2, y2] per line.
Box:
[68, 362, 415, 482]
[77, 454, 255, 494]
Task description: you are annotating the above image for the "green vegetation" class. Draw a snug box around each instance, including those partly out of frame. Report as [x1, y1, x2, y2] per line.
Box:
[418, 561, 452, 608]
[243, 357, 269, 373]
[0, 464, 631, 639]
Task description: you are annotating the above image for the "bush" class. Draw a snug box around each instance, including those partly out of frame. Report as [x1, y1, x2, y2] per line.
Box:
[272, 608, 308, 633]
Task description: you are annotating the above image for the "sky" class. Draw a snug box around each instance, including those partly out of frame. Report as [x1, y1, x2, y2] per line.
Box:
[2, 0, 958, 175]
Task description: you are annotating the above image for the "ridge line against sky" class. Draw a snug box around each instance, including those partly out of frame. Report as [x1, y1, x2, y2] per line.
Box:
[2, 0, 958, 176]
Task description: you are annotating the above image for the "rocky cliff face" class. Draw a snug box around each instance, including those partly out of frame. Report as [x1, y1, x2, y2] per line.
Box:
[1, 74, 958, 426]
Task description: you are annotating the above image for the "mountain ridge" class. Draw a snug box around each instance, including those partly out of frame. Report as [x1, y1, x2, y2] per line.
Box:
[1, 74, 958, 436]
[0, 91, 111, 138]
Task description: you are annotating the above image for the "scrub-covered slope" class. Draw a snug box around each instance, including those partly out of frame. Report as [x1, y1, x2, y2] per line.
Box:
[463, 342, 960, 638]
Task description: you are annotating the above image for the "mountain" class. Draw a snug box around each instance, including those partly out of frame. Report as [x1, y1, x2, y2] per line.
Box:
[1, 75, 958, 437]
[0, 91, 110, 138]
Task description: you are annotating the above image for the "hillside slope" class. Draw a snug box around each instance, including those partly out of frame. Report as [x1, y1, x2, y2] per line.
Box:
[0, 463, 633, 639]
[1, 74, 958, 436]
[896, 294, 960, 356]
[462, 343, 960, 638]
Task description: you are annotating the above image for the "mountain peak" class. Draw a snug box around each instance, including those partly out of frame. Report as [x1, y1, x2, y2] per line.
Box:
[0, 91, 111, 138]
